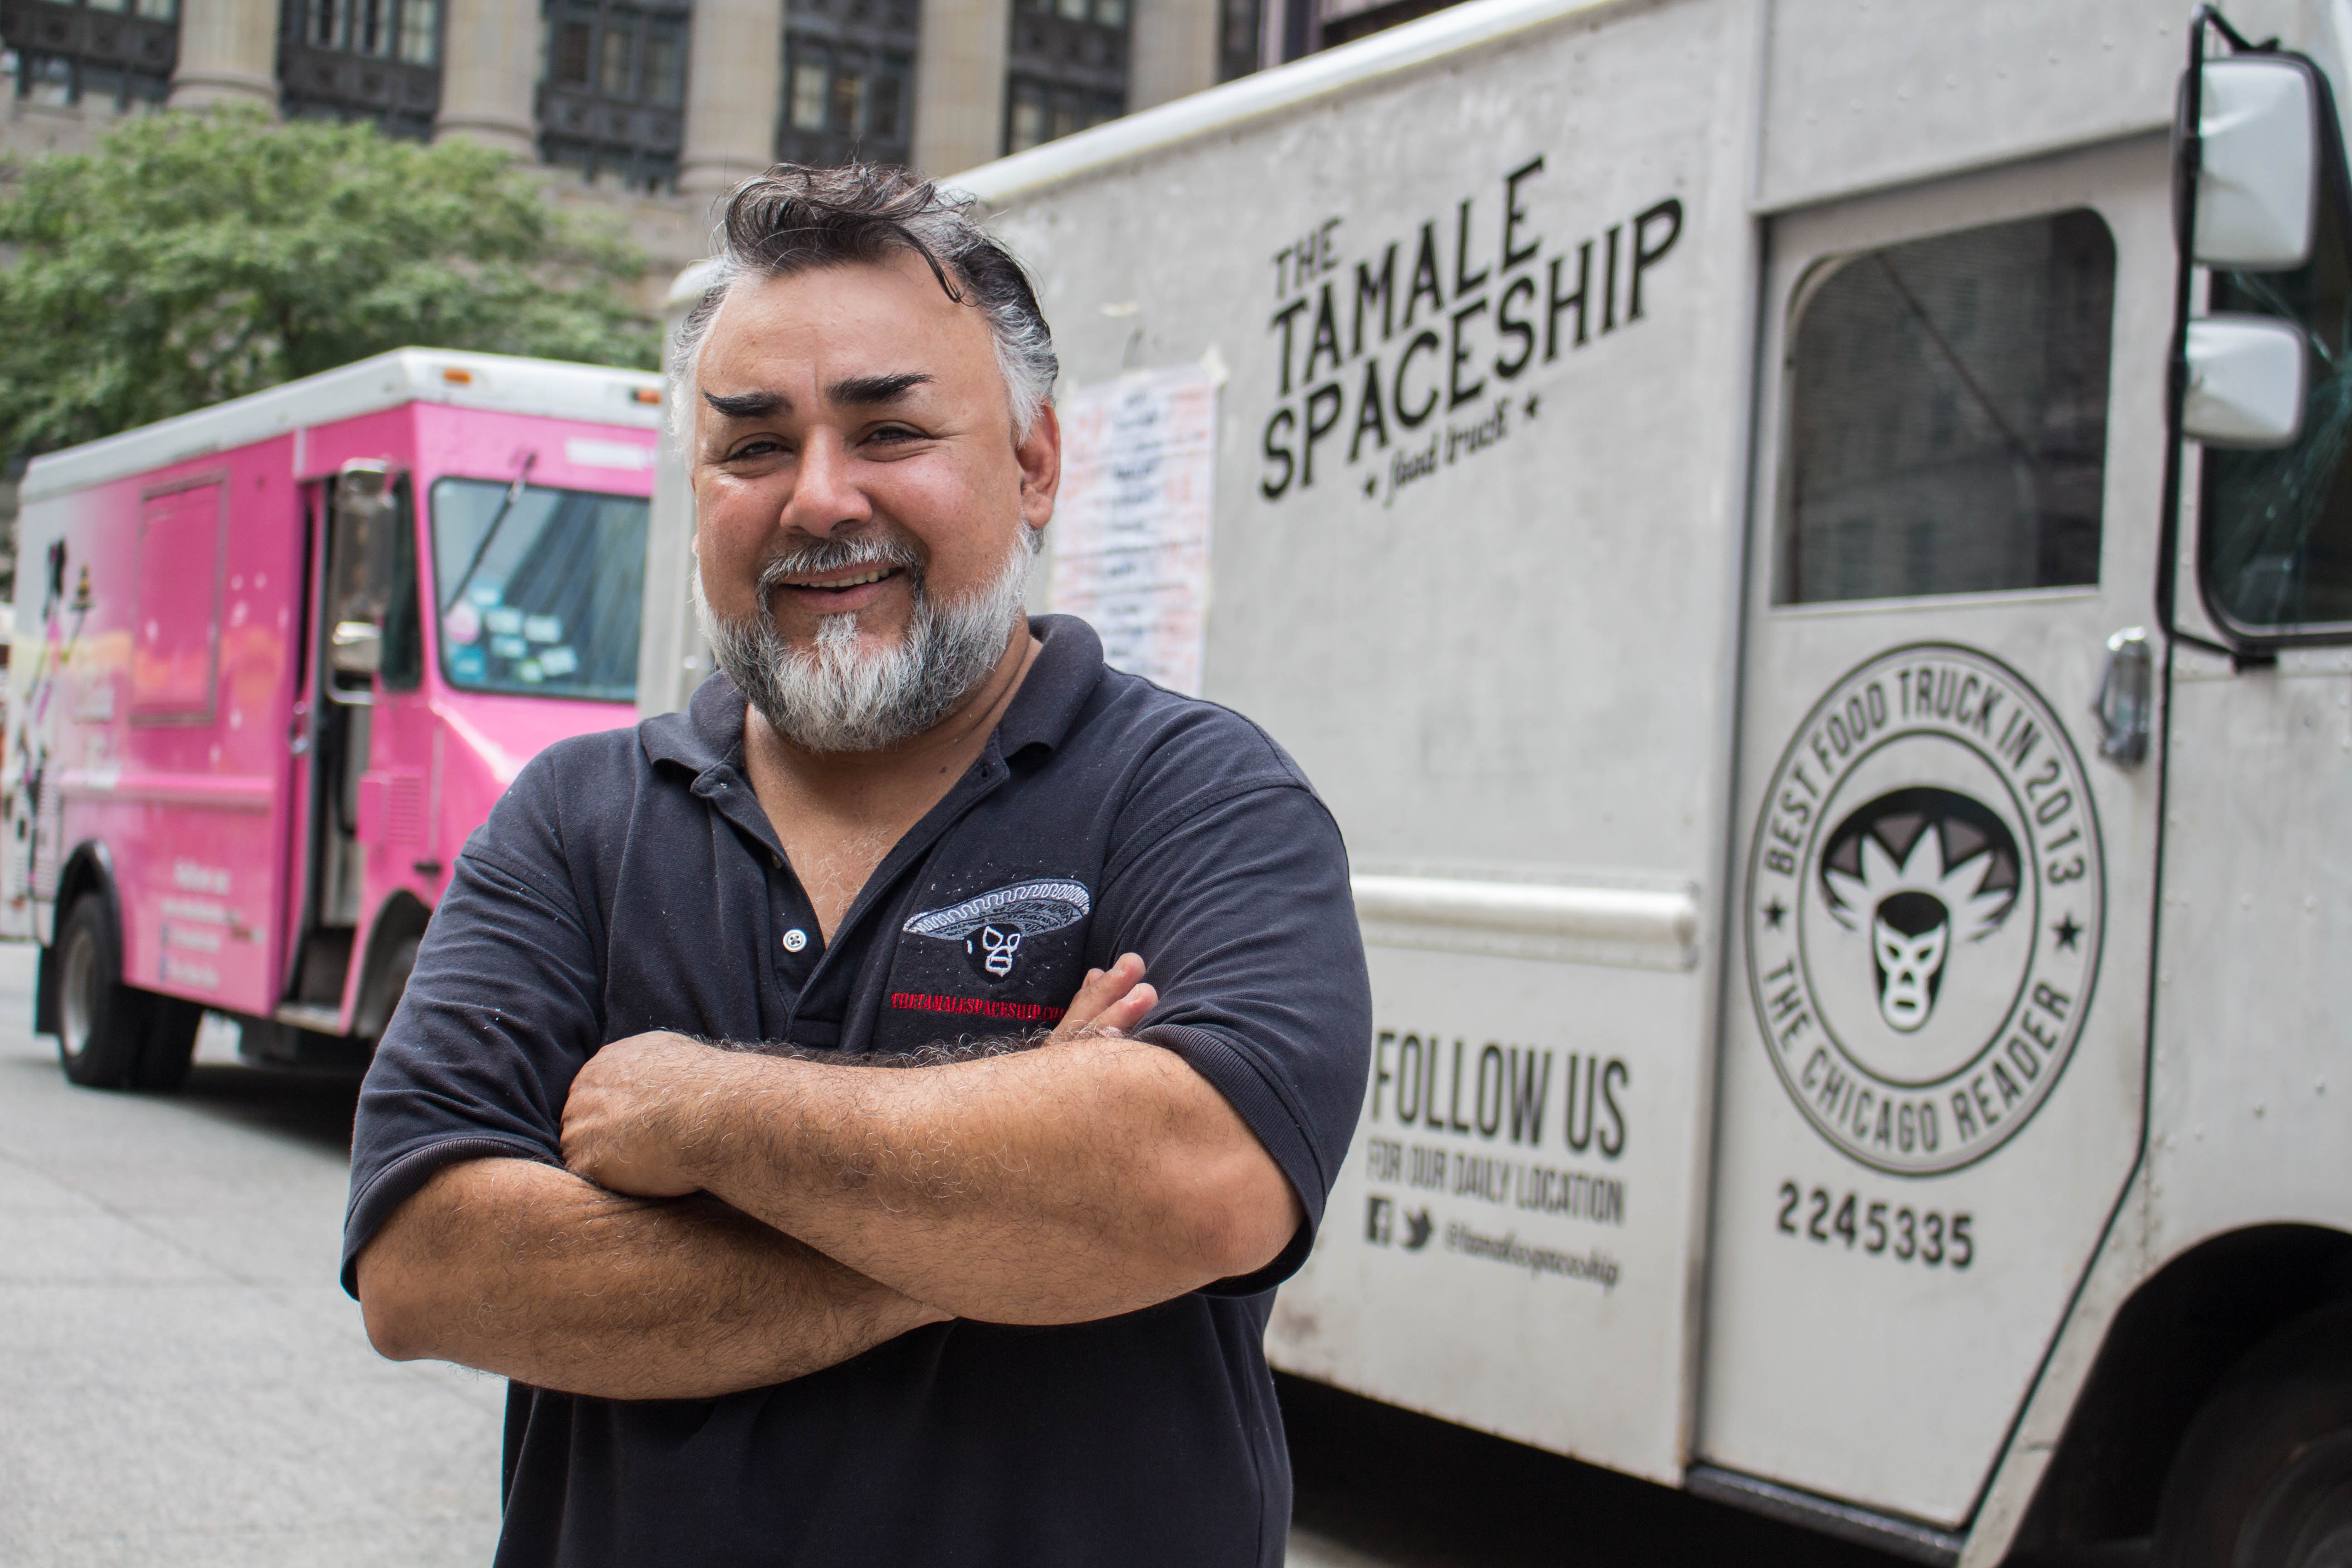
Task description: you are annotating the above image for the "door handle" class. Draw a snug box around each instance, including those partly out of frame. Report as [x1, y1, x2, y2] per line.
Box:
[2092, 627, 2151, 769]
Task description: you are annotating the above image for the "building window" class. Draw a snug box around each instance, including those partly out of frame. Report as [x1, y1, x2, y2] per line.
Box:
[1218, 0, 1259, 81]
[278, 0, 442, 139]
[780, 41, 909, 147]
[294, 0, 438, 65]
[539, 0, 688, 191]
[397, 0, 433, 63]
[777, 0, 917, 171]
[1004, 0, 1124, 156]
[0, 0, 178, 110]
[1003, 75, 1117, 154]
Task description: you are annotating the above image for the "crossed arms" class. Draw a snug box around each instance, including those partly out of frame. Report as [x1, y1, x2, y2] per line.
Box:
[354, 956, 1304, 1401]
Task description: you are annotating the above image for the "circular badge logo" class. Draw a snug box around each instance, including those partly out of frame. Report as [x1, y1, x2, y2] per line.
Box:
[1746, 644, 2104, 1176]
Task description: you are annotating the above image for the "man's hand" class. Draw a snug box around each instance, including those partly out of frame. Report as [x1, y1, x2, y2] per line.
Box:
[564, 953, 1160, 1199]
[1049, 951, 1156, 1041]
[562, 1030, 728, 1197]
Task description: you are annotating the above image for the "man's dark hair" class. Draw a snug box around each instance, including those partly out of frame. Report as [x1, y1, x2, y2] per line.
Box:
[673, 163, 1059, 438]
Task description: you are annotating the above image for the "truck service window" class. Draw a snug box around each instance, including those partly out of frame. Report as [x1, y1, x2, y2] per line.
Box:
[1778, 209, 2116, 605]
[430, 478, 647, 702]
[2201, 183, 2352, 637]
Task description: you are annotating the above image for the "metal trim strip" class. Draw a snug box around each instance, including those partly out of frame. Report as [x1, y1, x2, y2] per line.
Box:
[1352, 873, 1700, 970]
[1685, 1463, 1964, 1567]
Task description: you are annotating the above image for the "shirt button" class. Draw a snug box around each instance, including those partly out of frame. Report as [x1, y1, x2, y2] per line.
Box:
[782, 929, 808, 953]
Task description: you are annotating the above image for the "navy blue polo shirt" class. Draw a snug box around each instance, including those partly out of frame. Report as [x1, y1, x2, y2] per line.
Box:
[342, 614, 1372, 1568]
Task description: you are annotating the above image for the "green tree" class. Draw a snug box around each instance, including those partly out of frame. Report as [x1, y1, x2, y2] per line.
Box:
[0, 108, 659, 460]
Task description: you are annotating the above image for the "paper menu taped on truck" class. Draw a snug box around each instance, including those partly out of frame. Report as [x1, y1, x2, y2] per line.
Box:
[1048, 363, 1216, 696]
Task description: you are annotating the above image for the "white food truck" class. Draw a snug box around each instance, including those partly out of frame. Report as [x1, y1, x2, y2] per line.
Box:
[641, 3, 2352, 1562]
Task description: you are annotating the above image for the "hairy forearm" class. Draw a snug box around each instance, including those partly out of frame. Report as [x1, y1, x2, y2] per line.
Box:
[659, 1038, 1299, 1324]
[355, 1157, 945, 1400]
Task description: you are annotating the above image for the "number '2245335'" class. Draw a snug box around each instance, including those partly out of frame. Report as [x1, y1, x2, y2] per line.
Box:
[1776, 1182, 1975, 1268]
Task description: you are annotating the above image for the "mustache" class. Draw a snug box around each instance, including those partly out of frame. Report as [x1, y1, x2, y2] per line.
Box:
[754, 529, 926, 594]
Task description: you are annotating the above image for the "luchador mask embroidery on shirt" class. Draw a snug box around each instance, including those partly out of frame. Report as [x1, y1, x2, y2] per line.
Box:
[902, 878, 1093, 981]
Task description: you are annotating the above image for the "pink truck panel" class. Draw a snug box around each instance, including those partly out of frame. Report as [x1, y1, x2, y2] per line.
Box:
[132, 480, 227, 720]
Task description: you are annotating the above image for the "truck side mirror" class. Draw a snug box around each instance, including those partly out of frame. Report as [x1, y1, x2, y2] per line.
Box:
[2192, 57, 2321, 270]
[329, 621, 382, 676]
[2181, 315, 2310, 446]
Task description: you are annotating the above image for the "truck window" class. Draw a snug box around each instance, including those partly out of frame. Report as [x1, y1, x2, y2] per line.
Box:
[430, 478, 647, 702]
[2200, 178, 2352, 637]
[378, 480, 426, 691]
[378, 478, 423, 693]
[1778, 209, 2115, 605]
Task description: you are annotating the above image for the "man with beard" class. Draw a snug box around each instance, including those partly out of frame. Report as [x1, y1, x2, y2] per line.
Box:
[342, 164, 1372, 1567]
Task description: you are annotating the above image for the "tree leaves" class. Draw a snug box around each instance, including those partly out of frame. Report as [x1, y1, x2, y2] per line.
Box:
[0, 108, 660, 460]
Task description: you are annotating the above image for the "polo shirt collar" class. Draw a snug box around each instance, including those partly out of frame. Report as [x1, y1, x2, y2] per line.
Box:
[639, 613, 1106, 780]
[997, 614, 1104, 760]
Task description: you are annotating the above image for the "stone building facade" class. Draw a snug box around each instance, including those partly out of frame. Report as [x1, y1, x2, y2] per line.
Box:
[0, 0, 1452, 283]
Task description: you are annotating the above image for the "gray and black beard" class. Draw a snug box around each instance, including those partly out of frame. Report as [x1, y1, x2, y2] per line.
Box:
[693, 526, 1036, 754]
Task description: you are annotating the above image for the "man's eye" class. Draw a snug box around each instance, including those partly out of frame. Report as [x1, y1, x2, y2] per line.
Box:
[727, 438, 786, 461]
[866, 425, 923, 445]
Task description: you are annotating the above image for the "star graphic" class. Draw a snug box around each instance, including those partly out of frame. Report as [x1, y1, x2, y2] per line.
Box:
[1524, 393, 1541, 419]
[1763, 898, 1787, 930]
[1362, 475, 1377, 498]
[2053, 914, 2082, 951]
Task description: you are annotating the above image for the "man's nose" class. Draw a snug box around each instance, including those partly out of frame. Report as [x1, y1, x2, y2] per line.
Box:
[782, 431, 872, 537]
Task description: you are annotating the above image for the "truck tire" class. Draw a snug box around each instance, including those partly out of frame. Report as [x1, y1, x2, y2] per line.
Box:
[133, 995, 203, 1092]
[2152, 1303, 2352, 1568]
[54, 893, 155, 1089]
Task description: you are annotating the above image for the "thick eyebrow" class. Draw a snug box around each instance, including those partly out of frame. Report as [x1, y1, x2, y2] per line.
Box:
[703, 388, 786, 420]
[828, 372, 931, 406]
[701, 373, 931, 423]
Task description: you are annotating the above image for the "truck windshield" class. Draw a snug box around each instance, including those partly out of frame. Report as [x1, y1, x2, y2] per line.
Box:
[430, 476, 647, 702]
[2201, 182, 2352, 637]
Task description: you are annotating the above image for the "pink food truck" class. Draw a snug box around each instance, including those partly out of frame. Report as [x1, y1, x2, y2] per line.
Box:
[0, 348, 664, 1088]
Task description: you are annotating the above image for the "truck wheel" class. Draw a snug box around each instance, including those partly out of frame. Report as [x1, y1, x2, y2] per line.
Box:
[54, 894, 155, 1089]
[132, 995, 203, 1092]
[2153, 1303, 2352, 1568]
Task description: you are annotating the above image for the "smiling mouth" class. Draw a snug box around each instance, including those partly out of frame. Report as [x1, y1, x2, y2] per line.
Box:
[779, 566, 903, 593]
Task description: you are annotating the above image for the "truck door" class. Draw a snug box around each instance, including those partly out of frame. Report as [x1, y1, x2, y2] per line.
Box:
[284, 463, 414, 1022]
[1698, 138, 2171, 1526]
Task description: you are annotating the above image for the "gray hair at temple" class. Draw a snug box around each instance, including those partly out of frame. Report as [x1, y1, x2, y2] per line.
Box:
[671, 163, 1060, 443]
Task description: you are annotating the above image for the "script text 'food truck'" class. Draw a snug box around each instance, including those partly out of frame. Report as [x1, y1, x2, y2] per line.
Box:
[629, 1, 2352, 1563]
[3, 349, 661, 1087]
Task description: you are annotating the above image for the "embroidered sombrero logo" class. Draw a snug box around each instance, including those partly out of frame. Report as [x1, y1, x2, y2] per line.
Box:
[1746, 645, 2104, 1176]
[903, 879, 1092, 981]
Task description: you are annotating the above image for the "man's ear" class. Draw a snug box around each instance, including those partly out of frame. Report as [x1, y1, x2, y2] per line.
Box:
[1017, 402, 1062, 531]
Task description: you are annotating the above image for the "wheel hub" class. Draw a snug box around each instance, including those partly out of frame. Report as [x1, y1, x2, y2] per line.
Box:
[2243, 1431, 2352, 1568]
[58, 925, 96, 1062]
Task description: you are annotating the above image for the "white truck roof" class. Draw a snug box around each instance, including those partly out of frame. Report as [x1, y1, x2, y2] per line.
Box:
[18, 347, 664, 505]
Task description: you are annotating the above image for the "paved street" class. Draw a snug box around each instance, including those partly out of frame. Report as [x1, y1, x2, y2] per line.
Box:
[1278, 1369, 1906, 1568]
[0, 943, 502, 1566]
[0, 938, 1900, 1567]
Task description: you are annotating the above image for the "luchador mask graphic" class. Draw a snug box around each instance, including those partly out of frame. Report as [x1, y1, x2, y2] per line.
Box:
[902, 878, 1092, 983]
[1819, 788, 2020, 1033]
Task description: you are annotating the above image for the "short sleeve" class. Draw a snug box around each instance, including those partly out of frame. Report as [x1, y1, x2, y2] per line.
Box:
[339, 753, 609, 1296]
[1095, 778, 1372, 1297]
